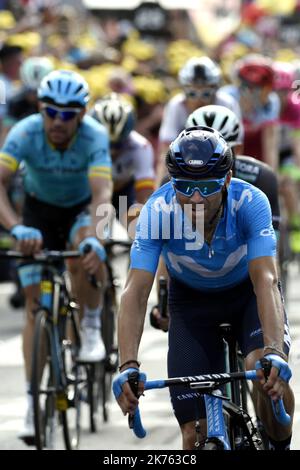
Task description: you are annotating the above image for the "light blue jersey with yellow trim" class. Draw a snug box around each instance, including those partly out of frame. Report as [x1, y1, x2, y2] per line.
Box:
[0, 113, 111, 207]
[130, 178, 277, 290]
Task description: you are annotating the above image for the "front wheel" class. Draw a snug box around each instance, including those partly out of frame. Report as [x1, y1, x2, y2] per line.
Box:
[31, 310, 62, 449]
[60, 310, 84, 449]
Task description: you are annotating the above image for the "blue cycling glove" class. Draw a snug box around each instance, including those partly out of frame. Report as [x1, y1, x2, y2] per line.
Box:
[256, 354, 292, 383]
[79, 236, 106, 262]
[112, 368, 147, 400]
[10, 224, 42, 241]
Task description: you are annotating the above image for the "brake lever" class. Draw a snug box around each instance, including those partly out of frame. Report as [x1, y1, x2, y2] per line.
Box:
[260, 357, 272, 381]
[127, 371, 140, 429]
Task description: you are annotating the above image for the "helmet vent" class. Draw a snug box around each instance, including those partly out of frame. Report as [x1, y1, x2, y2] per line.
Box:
[204, 112, 216, 128]
[74, 84, 83, 95]
[33, 68, 39, 81]
[64, 80, 72, 94]
[219, 115, 229, 131]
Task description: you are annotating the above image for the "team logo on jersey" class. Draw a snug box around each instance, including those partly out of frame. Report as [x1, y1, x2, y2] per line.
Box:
[235, 160, 260, 175]
[188, 159, 204, 165]
[231, 189, 252, 215]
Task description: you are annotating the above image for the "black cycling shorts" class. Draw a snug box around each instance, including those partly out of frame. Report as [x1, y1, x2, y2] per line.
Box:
[22, 193, 90, 250]
[18, 194, 91, 287]
[167, 276, 291, 425]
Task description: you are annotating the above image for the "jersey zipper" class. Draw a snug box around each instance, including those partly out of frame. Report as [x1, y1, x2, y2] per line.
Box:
[206, 225, 219, 258]
[205, 204, 226, 258]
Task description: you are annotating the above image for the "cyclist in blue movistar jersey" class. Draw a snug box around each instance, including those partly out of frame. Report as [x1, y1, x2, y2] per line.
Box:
[113, 127, 294, 450]
[0, 69, 113, 442]
[151, 104, 281, 332]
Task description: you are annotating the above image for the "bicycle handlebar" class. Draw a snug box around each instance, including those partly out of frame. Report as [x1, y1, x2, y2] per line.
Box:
[129, 370, 291, 439]
[0, 249, 81, 261]
[0, 239, 132, 261]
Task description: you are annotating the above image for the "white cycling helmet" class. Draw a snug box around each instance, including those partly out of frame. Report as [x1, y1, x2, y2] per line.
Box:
[186, 105, 243, 146]
[20, 56, 54, 90]
[178, 56, 221, 87]
[91, 93, 135, 143]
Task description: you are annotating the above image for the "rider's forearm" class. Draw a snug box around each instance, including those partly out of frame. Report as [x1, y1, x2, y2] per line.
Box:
[91, 196, 114, 240]
[118, 288, 148, 366]
[0, 184, 20, 230]
[87, 179, 113, 241]
[254, 276, 286, 357]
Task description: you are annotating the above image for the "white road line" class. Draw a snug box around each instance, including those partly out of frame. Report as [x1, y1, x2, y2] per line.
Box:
[0, 283, 15, 295]
[0, 335, 23, 366]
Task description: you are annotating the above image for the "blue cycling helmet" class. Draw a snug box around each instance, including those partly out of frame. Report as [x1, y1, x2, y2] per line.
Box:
[166, 126, 233, 178]
[38, 69, 90, 107]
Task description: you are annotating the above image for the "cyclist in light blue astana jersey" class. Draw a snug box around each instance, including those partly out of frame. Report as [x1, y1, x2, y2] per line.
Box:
[113, 127, 294, 450]
[0, 69, 113, 442]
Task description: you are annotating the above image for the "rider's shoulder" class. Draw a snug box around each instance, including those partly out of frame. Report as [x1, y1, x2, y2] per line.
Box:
[236, 155, 274, 174]
[166, 92, 185, 108]
[230, 177, 263, 192]
[127, 130, 152, 149]
[229, 177, 269, 207]
[218, 84, 238, 100]
[9, 113, 43, 136]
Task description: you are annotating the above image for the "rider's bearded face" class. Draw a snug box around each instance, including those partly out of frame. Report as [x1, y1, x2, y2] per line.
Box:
[174, 172, 231, 229]
[40, 103, 85, 149]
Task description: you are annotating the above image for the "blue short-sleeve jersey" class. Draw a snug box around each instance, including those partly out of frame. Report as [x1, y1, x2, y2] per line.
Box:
[130, 178, 276, 290]
[0, 113, 111, 207]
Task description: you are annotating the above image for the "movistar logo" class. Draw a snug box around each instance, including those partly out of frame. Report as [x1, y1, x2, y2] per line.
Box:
[188, 159, 204, 165]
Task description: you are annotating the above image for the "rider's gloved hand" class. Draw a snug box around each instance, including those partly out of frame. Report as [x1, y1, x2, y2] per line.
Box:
[79, 236, 106, 275]
[11, 224, 42, 241]
[113, 368, 147, 416]
[10, 224, 42, 254]
[255, 354, 292, 401]
[78, 236, 106, 261]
